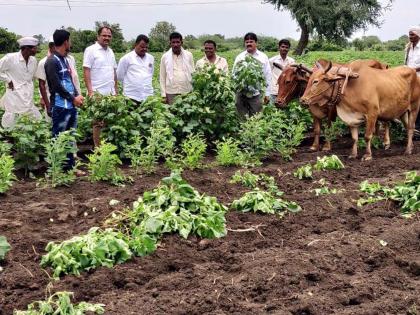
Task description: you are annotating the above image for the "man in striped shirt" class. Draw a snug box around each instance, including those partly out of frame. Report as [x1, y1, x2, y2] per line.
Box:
[45, 29, 84, 169]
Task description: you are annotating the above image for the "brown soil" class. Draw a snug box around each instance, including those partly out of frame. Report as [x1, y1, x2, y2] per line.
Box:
[1, 138, 419, 315]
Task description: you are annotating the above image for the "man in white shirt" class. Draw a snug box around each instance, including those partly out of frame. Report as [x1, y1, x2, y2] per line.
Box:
[195, 40, 228, 73]
[36, 37, 81, 118]
[233, 32, 271, 118]
[0, 36, 42, 128]
[269, 39, 295, 102]
[83, 26, 118, 146]
[160, 32, 194, 105]
[117, 34, 154, 104]
[405, 25, 420, 136]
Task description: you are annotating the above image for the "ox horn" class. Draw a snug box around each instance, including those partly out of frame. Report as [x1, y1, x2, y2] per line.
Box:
[324, 61, 332, 74]
[298, 64, 313, 74]
[273, 62, 284, 70]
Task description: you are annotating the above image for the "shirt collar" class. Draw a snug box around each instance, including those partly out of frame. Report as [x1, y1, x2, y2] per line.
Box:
[95, 42, 108, 51]
[204, 54, 220, 63]
[18, 51, 25, 62]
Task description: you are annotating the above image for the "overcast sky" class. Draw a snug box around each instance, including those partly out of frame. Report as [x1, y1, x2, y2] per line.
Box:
[0, 0, 419, 41]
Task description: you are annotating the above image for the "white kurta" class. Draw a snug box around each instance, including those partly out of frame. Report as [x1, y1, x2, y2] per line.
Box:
[117, 51, 154, 102]
[159, 49, 194, 96]
[233, 50, 272, 97]
[407, 42, 420, 76]
[0, 51, 41, 128]
[269, 55, 295, 95]
[195, 55, 229, 73]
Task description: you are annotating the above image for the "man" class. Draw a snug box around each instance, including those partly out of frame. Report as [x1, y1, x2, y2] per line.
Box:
[45, 29, 84, 170]
[36, 37, 81, 118]
[269, 39, 295, 102]
[195, 40, 228, 72]
[116, 34, 154, 104]
[160, 32, 194, 105]
[233, 32, 271, 118]
[83, 26, 117, 146]
[0, 36, 41, 128]
[405, 25, 420, 137]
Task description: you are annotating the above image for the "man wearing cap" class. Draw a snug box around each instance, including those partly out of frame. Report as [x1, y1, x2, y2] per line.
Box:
[405, 25, 420, 137]
[83, 26, 118, 147]
[36, 37, 81, 119]
[0, 36, 41, 128]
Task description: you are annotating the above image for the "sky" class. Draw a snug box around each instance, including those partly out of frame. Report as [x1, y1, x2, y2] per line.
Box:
[0, 0, 419, 41]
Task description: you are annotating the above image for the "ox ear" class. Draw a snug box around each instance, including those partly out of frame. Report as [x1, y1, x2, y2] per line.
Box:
[315, 61, 324, 72]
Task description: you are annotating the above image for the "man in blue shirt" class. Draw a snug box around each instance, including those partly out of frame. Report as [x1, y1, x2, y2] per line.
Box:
[45, 29, 84, 169]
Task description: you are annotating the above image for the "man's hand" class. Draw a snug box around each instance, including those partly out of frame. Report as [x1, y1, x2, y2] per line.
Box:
[263, 96, 270, 105]
[87, 90, 94, 97]
[73, 95, 84, 107]
[8, 81, 14, 91]
[162, 96, 168, 104]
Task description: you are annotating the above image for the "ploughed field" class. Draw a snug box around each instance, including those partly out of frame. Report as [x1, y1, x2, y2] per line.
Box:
[1, 137, 419, 315]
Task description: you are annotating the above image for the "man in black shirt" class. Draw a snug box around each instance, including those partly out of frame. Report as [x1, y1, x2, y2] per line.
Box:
[45, 29, 84, 169]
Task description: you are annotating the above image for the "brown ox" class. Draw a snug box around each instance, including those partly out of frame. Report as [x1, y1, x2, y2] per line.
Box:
[300, 61, 420, 160]
[274, 59, 388, 151]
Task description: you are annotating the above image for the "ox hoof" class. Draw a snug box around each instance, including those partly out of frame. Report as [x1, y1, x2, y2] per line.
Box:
[384, 144, 391, 150]
[321, 146, 331, 152]
[361, 155, 372, 161]
[348, 154, 357, 159]
[404, 149, 413, 155]
[309, 146, 319, 152]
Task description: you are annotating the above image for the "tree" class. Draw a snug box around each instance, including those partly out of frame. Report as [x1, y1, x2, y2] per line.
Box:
[148, 21, 176, 52]
[94, 21, 126, 53]
[264, 0, 392, 55]
[0, 27, 19, 53]
[352, 35, 382, 51]
[66, 27, 96, 53]
[33, 34, 45, 45]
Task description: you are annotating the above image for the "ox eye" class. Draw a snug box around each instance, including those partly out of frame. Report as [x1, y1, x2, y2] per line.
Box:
[313, 80, 319, 84]
[286, 80, 291, 84]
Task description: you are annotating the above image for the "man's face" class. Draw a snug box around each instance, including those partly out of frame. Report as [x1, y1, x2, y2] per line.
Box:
[245, 39, 257, 54]
[98, 28, 112, 48]
[409, 31, 419, 44]
[135, 40, 148, 57]
[279, 43, 290, 57]
[170, 38, 182, 55]
[64, 39, 71, 55]
[27, 46, 38, 56]
[204, 43, 216, 59]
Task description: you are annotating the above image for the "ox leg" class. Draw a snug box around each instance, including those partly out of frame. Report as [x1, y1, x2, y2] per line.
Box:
[383, 122, 391, 150]
[400, 112, 409, 129]
[322, 119, 333, 152]
[405, 108, 419, 155]
[362, 116, 377, 161]
[310, 117, 321, 151]
[349, 126, 358, 159]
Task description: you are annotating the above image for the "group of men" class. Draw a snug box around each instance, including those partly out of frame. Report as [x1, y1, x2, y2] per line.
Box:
[0, 26, 419, 157]
[0, 27, 296, 130]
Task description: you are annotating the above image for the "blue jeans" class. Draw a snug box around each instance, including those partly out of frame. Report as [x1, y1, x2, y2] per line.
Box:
[52, 106, 77, 170]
